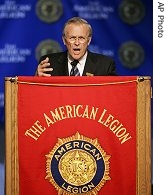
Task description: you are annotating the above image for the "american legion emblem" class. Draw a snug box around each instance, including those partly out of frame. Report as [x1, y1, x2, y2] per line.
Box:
[46, 132, 111, 194]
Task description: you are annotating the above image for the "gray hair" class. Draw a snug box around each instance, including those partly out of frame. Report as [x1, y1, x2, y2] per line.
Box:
[63, 17, 93, 37]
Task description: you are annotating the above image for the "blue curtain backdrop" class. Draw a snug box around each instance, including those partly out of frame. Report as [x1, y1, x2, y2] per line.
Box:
[0, 0, 153, 125]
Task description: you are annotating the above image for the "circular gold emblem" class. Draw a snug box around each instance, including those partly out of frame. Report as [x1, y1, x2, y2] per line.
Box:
[119, 0, 145, 25]
[59, 150, 96, 186]
[119, 41, 145, 69]
[36, 0, 63, 23]
[35, 39, 62, 61]
[46, 132, 111, 195]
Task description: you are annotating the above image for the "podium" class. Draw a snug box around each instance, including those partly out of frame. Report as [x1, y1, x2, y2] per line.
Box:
[5, 76, 152, 195]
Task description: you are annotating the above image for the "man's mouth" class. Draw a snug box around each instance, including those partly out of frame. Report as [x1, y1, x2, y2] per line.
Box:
[73, 48, 80, 51]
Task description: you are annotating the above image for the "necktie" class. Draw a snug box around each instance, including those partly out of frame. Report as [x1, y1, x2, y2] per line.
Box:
[70, 60, 80, 76]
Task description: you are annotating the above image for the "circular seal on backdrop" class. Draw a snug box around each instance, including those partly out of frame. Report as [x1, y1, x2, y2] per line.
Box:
[35, 39, 62, 61]
[45, 132, 111, 195]
[119, 41, 145, 69]
[119, 0, 145, 25]
[36, 0, 63, 23]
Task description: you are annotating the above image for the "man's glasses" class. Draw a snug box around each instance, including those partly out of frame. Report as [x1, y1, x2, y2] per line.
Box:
[65, 36, 88, 44]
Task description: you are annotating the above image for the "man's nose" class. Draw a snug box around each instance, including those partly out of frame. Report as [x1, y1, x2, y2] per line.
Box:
[74, 38, 80, 44]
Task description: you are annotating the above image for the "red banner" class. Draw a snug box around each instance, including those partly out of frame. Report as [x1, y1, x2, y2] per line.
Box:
[18, 76, 137, 195]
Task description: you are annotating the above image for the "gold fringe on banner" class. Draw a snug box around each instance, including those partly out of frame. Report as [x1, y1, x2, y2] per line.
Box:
[6, 76, 151, 87]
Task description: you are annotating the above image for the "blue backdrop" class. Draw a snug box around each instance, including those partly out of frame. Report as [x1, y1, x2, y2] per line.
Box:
[0, 0, 153, 125]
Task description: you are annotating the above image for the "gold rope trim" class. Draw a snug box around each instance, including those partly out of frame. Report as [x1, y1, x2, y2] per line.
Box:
[8, 76, 150, 87]
[17, 80, 137, 87]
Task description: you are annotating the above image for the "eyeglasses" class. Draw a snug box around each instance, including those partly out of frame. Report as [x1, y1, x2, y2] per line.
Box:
[65, 36, 89, 44]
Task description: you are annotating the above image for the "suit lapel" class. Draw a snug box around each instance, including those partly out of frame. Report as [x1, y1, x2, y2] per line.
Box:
[57, 51, 69, 76]
[55, 51, 97, 76]
[83, 51, 97, 76]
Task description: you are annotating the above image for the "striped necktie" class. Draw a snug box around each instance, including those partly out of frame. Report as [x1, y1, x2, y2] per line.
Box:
[70, 60, 80, 76]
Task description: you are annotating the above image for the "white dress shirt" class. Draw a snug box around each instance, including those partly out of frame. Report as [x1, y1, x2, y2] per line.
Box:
[68, 52, 87, 76]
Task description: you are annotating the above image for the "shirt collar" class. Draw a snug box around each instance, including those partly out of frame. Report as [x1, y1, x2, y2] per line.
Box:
[68, 51, 88, 66]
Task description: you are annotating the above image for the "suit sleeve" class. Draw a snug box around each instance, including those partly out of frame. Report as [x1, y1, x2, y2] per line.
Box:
[108, 59, 117, 76]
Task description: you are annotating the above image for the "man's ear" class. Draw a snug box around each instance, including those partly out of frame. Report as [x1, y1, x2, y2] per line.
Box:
[62, 36, 66, 45]
[87, 37, 92, 46]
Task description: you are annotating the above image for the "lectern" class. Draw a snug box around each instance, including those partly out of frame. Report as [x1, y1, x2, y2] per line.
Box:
[5, 76, 152, 195]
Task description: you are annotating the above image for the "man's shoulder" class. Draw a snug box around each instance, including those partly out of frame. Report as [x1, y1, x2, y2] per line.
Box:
[44, 51, 66, 57]
[40, 51, 67, 60]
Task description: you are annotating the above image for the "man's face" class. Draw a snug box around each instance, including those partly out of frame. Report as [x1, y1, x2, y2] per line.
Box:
[62, 23, 91, 60]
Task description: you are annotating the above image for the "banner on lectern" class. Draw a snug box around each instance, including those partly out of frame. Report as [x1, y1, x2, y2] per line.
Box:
[5, 76, 151, 195]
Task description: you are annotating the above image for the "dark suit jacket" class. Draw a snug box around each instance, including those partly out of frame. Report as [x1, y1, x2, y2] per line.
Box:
[39, 50, 116, 76]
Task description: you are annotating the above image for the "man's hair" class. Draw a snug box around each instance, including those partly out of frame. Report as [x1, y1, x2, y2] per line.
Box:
[63, 17, 93, 37]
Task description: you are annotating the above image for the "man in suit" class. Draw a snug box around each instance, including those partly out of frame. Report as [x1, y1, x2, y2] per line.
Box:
[36, 17, 116, 76]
